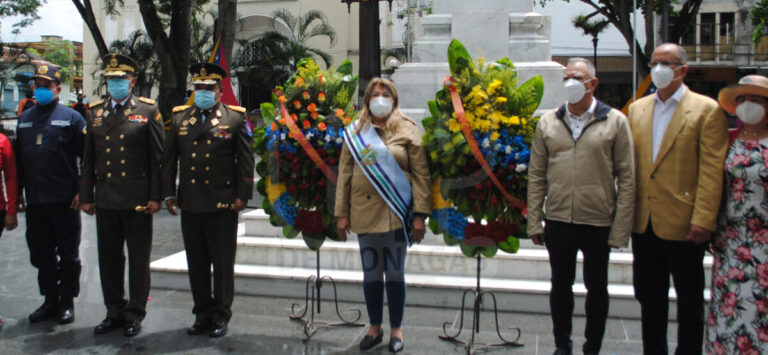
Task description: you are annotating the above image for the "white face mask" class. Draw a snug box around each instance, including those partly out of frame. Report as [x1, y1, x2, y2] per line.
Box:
[369, 96, 393, 118]
[651, 64, 677, 89]
[563, 78, 591, 104]
[736, 101, 766, 125]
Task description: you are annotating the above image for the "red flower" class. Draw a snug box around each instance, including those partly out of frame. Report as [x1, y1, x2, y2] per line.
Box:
[713, 341, 727, 355]
[756, 263, 768, 288]
[318, 92, 326, 102]
[727, 267, 745, 281]
[311, 112, 319, 120]
[732, 177, 745, 201]
[308, 103, 318, 112]
[294, 210, 325, 235]
[714, 274, 726, 288]
[318, 122, 327, 131]
[293, 100, 302, 109]
[302, 91, 310, 100]
[724, 225, 739, 240]
[756, 298, 768, 314]
[287, 184, 298, 193]
[736, 335, 752, 351]
[757, 327, 768, 342]
[474, 182, 483, 191]
[465, 222, 486, 239]
[489, 195, 499, 205]
[748, 217, 763, 233]
[732, 154, 751, 167]
[302, 120, 311, 129]
[737, 246, 753, 262]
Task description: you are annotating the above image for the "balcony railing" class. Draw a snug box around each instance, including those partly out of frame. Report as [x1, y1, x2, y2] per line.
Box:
[681, 36, 768, 65]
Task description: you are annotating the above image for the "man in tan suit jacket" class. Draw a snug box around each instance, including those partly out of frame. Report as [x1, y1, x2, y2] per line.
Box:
[628, 43, 728, 355]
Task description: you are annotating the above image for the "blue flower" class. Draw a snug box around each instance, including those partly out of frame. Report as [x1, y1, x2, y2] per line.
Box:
[273, 193, 297, 226]
[433, 207, 467, 240]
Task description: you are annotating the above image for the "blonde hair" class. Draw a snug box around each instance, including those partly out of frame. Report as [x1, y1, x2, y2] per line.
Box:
[355, 78, 409, 134]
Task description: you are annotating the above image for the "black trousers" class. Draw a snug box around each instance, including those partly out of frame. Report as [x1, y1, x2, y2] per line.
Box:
[181, 210, 238, 324]
[96, 208, 153, 321]
[25, 203, 82, 299]
[545, 220, 610, 353]
[632, 224, 706, 355]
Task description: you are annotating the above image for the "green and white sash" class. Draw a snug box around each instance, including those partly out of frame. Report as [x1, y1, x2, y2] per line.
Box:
[343, 120, 414, 245]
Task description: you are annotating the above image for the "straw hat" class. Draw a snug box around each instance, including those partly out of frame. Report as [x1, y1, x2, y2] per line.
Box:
[718, 75, 768, 114]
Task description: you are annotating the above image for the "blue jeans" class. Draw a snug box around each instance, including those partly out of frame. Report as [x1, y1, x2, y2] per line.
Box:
[358, 229, 407, 328]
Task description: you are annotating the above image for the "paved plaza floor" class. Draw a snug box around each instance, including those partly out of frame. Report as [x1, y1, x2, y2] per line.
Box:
[0, 210, 673, 354]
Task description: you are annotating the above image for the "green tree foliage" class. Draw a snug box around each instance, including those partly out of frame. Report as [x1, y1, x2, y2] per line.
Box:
[29, 40, 76, 84]
[268, 9, 338, 67]
[0, 0, 46, 32]
[751, 0, 768, 46]
[99, 30, 159, 97]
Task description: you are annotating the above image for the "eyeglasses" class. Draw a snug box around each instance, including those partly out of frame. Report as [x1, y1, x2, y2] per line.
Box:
[650, 61, 683, 68]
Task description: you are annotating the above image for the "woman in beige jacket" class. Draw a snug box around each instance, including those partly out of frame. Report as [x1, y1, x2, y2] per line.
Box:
[335, 78, 431, 353]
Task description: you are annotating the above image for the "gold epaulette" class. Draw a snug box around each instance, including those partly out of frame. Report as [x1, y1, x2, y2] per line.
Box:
[173, 105, 191, 113]
[227, 105, 246, 113]
[139, 97, 156, 105]
[88, 99, 104, 108]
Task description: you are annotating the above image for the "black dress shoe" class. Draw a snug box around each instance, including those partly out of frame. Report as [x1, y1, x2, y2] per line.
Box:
[187, 320, 210, 336]
[94, 318, 125, 334]
[553, 349, 573, 355]
[389, 336, 404, 353]
[57, 307, 75, 324]
[209, 321, 228, 338]
[123, 320, 141, 337]
[28, 302, 58, 323]
[359, 329, 383, 351]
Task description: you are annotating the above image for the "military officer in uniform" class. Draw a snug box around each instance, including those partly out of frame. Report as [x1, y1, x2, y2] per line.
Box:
[80, 54, 165, 337]
[161, 62, 254, 338]
[15, 64, 85, 325]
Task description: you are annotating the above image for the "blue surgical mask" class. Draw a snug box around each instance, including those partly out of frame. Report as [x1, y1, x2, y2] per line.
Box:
[108, 78, 131, 100]
[83, 98, 89, 104]
[194, 90, 217, 109]
[34, 87, 55, 105]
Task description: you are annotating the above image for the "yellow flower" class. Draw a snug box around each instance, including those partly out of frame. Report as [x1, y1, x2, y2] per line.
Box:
[432, 178, 452, 209]
[265, 177, 287, 204]
[468, 85, 488, 106]
[447, 118, 461, 133]
[510, 115, 521, 125]
[487, 79, 502, 95]
[494, 96, 508, 105]
[490, 132, 500, 141]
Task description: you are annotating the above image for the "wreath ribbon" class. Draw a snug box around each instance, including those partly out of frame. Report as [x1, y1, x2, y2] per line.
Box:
[277, 94, 338, 185]
[444, 77, 527, 214]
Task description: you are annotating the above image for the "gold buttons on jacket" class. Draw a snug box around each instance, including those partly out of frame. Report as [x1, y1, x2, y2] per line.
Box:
[106, 148, 111, 153]
[191, 153, 197, 158]
[191, 179, 196, 184]
[205, 166, 210, 171]
[120, 147, 124, 152]
[205, 180, 210, 185]
[121, 159, 125, 164]
[121, 172, 126, 177]
[191, 166, 196, 171]
[120, 134, 125, 139]
[106, 161, 111, 166]
[107, 173, 112, 178]
[193, 141, 198, 146]
[205, 153, 210, 158]
[206, 140, 211, 145]
[105, 136, 110, 141]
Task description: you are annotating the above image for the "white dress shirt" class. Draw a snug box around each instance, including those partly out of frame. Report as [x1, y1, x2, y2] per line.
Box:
[652, 85, 686, 162]
[111, 97, 129, 110]
[566, 97, 597, 140]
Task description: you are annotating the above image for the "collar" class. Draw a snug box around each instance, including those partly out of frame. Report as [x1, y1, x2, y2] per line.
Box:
[111, 96, 130, 109]
[566, 97, 597, 119]
[655, 85, 686, 105]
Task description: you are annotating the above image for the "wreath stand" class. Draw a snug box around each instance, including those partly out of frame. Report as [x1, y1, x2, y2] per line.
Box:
[289, 248, 364, 340]
[439, 253, 524, 354]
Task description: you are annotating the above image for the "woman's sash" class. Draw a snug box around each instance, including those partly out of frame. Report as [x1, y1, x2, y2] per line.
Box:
[343, 121, 414, 245]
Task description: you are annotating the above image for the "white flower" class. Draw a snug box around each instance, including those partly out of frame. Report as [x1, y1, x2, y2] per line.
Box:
[306, 132, 314, 139]
[280, 133, 286, 140]
[482, 138, 491, 148]
[325, 135, 332, 142]
[515, 164, 527, 172]
[505, 146, 513, 154]
[336, 137, 344, 144]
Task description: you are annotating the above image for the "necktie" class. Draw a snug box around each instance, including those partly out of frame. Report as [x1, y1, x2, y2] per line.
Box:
[114, 104, 122, 115]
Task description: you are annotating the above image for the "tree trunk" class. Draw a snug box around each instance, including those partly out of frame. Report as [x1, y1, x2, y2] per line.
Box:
[217, 0, 238, 63]
[72, 0, 109, 59]
[137, 0, 192, 119]
[358, 1, 381, 101]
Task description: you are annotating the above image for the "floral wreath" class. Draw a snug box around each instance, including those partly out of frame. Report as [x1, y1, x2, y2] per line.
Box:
[254, 58, 358, 250]
[423, 39, 543, 257]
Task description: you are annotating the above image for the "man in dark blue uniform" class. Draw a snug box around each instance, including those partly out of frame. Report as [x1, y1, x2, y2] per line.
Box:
[15, 63, 85, 325]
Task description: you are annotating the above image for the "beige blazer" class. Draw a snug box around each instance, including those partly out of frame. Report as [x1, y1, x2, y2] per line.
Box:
[627, 87, 728, 240]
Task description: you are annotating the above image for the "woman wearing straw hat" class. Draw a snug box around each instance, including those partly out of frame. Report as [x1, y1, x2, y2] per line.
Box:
[706, 75, 768, 353]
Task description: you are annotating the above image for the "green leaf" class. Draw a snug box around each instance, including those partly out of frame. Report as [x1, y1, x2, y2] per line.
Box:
[480, 245, 498, 258]
[495, 58, 514, 68]
[256, 178, 267, 196]
[459, 242, 479, 257]
[336, 59, 354, 75]
[498, 236, 520, 254]
[447, 39, 474, 76]
[303, 233, 326, 250]
[428, 216, 439, 234]
[260, 103, 276, 125]
[296, 57, 315, 69]
[518, 75, 545, 116]
[283, 225, 300, 238]
[428, 100, 441, 119]
[444, 234, 461, 246]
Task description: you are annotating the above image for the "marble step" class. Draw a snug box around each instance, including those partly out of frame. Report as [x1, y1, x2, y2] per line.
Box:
[150, 250, 709, 319]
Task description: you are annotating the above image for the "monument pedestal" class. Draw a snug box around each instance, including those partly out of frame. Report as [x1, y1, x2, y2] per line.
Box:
[393, 0, 564, 123]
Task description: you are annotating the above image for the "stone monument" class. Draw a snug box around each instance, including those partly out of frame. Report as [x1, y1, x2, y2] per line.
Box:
[392, 0, 564, 121]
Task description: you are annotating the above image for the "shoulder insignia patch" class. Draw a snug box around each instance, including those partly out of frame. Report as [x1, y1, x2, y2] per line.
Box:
[173, 105, 191, 113]
[139, 97, 156, 105]
[88, 99, 104, 108]
[227, 105, 246, 113]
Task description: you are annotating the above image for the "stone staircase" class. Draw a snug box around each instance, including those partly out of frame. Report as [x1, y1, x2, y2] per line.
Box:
[150, 209, 712, 319]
